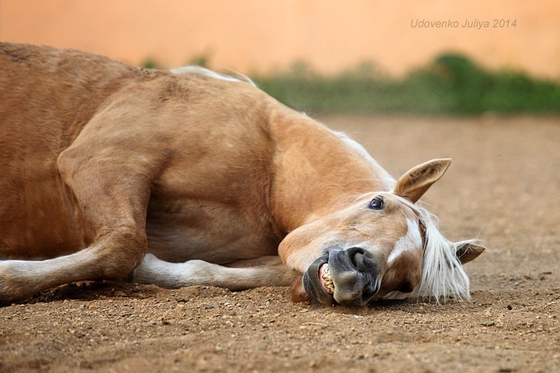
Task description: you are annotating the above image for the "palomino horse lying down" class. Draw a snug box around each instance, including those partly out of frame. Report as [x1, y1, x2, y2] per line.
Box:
[0, 43, 485, 306]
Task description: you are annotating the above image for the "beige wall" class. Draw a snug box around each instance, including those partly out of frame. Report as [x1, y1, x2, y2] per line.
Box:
[1, 0, 559, 78]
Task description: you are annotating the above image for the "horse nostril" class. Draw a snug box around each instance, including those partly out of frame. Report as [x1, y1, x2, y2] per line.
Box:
[328, 247, 380, 305]
[346, 247, 372, 270]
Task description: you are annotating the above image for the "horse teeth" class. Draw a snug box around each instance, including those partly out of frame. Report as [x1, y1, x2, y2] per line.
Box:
[321, 264, 335, 293]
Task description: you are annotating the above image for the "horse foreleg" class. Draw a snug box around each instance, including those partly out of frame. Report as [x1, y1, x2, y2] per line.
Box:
[132, 254, 300, 290]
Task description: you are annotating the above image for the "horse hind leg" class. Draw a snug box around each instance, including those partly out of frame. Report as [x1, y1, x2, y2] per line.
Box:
[0, 222, 149, 304]
[132, 254, 300, 291]
[0, 131, 161, 303]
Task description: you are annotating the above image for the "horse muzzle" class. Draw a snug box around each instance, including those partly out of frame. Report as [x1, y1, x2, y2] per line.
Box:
[303, 247, 381, 306]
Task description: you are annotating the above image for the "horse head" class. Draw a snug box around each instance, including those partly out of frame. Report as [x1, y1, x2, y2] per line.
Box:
[279, 159, 485, 306]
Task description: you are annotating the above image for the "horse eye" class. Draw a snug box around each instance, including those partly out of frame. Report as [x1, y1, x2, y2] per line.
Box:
[368, 197, 385, 210]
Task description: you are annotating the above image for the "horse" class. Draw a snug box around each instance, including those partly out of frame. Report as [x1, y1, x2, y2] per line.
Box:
[0, 43, 485, 306]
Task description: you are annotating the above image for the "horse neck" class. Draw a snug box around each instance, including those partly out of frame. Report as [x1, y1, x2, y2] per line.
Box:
[269, 109, 394, 233]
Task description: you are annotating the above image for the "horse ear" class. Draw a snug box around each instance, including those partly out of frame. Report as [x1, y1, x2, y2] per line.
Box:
[393, 158, 452, 203]
[456, 242, 486, 264]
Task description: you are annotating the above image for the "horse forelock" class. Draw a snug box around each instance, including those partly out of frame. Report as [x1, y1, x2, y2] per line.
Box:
[386, 197, 471, 303]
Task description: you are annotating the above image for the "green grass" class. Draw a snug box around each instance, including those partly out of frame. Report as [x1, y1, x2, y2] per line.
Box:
[252, 54, 560, 115]
[141, 53, 560, 115]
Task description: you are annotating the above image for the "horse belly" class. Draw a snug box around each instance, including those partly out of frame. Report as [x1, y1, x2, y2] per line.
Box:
[146, 200, 280, 264]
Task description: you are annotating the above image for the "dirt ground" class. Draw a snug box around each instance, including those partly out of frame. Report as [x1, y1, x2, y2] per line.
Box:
[1, 116, 559, 373]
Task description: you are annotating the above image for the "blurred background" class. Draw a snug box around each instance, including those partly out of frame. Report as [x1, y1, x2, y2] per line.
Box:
[2, 0, 560, 114]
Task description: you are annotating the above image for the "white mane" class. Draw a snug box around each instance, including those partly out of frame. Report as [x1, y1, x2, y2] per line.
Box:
[386, 197, 473, 303]
[169, 65, 256, 86]
[332, 130, 396, 190]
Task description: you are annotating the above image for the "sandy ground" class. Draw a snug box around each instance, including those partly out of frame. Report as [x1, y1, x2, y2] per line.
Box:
[1, 116, 559, 373]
